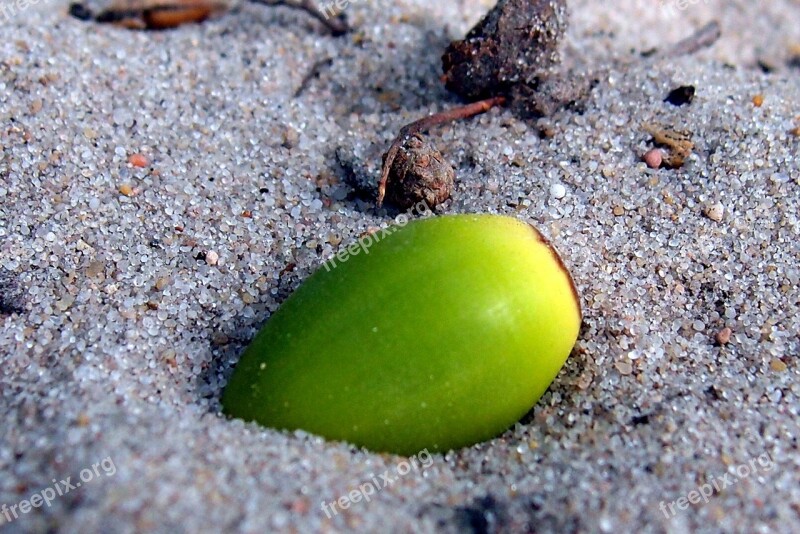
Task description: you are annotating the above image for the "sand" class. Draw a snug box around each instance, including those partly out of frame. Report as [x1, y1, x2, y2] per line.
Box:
[1, 0, 799, 532]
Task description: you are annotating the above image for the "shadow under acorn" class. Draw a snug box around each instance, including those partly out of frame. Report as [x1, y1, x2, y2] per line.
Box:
[0, 268, 25, 317]
[420, 492, 584, 534]
[195, 260, 313, 408]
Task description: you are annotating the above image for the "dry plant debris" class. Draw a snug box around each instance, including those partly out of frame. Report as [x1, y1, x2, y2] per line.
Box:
[381, 134, 456, 211]
[68, 0, 349, 34]
[378, 3, 720, 208]
[643, 123, 695, 169]
[379, 0, 571, 208]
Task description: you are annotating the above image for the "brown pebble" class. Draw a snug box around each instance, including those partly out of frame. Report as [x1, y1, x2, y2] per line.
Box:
[282, 127, 300, 149]
[128, 153, 149, 168]
[155, 277, 170, 291]
[290, 498, 309, 514]
[441, 0, 567, 102]
[119, 184, 134, 197]
[615, 361, 633, 375]
[163, 349, 177, 368]
[212, 333, 230, 346]
[205, 250, 219, 266]
[241, 210, 252, 218]
[715, 327, 732, 345]
[613, 206, 625, 216]
[576, 372, 593, 390]
[770, 358, 787, 372]
[643, 148, 663, 169]
[539, 125, 556, 138]
[86, 260, 105, 278]
[752, 94, 765, 107]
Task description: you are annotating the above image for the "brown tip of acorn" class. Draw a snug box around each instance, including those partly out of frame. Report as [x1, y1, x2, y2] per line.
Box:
[528, 224, 582, 321]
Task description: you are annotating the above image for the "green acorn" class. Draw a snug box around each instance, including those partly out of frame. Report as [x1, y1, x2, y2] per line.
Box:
[222, 214, 581, 455]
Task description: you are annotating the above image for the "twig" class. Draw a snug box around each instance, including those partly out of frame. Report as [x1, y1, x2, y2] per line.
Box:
[377, 96, 506, 207]
[70, 1, 229, 29]
[294, 57, 334, 97]
[248, 0, 350, 36]
[69, 0, 350, 34]
[660, 21, 721, 59]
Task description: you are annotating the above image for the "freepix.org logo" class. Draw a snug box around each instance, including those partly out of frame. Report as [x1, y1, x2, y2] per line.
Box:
[320, 448, 433, 518]
[657, 0, 712, 13]
[318, 0, 367, 20]
[0, 0, 45, 24]
[658, 452, 774, 518]
[1, 457, 117, 525]
[323, 199, 433, 272]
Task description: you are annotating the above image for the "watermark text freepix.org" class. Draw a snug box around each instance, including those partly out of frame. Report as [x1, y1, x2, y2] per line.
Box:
[321, 448, 433, 518]
[659, 452, 774, 518]
[319, 0, 367, 20]
[323, 199, 433, 272]
[1, 457, 116, 524]
[0, 0, 46, 23]
[657, 0, 712, 13]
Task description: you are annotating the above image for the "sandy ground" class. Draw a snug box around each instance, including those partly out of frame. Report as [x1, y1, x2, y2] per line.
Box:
[1, 0, 799, 532]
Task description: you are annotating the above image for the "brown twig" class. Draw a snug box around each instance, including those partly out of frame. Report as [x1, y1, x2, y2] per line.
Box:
[294, 57, 334, 97]
[659, 21, 721, 59]
[249, 0, 350, 36]
[70, 0, 350, 34]
[377, 96, 506, 207]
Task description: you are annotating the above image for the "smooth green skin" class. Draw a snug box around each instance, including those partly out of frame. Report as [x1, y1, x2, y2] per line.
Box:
[222, 214, 581, 455]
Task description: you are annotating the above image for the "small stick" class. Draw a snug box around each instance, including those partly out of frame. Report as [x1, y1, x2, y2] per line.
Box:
[249, 0, 350, 36]
[71, 1, 231, 29]
[294, 57, 334, 97]
[660, 21, 721, 58]
[70, 0, 349, 34]
[377, 96, 506, 207]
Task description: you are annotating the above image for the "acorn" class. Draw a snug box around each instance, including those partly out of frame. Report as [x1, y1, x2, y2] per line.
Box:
[222, 214, 581, 455]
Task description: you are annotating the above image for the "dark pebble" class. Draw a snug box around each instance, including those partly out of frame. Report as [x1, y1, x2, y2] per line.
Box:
[664, 85, 696, 106]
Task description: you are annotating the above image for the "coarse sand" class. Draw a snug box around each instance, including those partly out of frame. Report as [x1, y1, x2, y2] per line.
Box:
[1, 0, 799, 532]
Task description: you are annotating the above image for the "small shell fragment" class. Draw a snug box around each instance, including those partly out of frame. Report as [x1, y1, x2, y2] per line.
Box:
[715, 327, 732, 345]
[550, 183, 567, 199]
[704, 202, 724, 222]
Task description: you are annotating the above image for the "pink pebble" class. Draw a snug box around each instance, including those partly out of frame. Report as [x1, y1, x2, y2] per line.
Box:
[643, 148, 663, 169]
